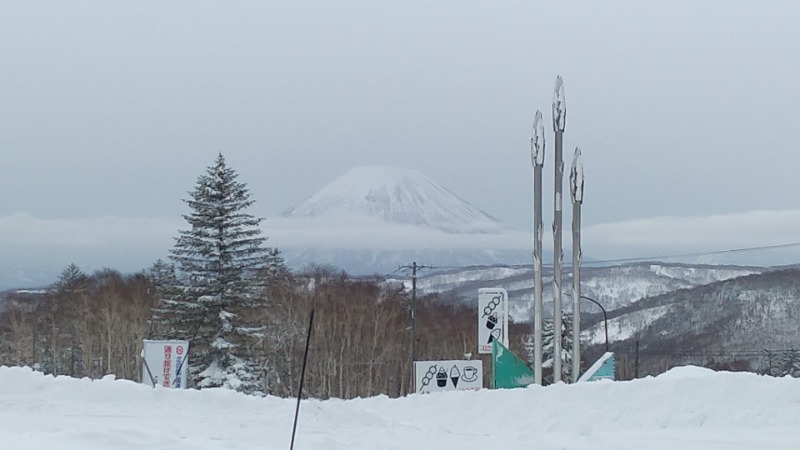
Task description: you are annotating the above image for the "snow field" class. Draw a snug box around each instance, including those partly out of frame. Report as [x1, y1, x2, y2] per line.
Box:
[0, 365, 798, 449]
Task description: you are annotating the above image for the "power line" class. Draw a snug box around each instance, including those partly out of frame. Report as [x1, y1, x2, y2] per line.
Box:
[383, 242, 800, 277]
[583, 242, 800, 266]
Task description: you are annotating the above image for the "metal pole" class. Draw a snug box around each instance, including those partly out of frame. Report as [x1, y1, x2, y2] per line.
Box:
[410, 261, 417, 392]
[552, 75, 566, 382]
[531, 110, 545, 385]
[290, 309, 315, 450]
[570, 148, 584, 383]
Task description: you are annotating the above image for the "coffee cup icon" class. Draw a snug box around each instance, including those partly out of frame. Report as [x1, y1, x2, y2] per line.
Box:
[462, 366, 478, 382]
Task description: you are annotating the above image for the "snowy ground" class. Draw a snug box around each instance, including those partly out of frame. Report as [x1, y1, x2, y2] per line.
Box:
[1, 366, 798, 450]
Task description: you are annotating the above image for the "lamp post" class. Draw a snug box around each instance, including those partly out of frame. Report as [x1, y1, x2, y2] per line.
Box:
[561, 292, 609, 385]
[566, 293, 608, 352]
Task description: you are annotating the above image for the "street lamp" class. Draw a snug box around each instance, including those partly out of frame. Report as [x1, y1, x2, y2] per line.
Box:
[581, 295, 609, 352]
[564, 292, 609, 352]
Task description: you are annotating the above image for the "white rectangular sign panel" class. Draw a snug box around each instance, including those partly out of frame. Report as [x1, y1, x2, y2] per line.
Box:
[142, 340, 189, 389]
[415, 360, 483, 393]
[478, 288, 508, 354]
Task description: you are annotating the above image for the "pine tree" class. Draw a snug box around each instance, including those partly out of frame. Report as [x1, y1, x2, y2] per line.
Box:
[771, 348, 800, 377]
[146, 259, 184, 339]
[164, 153, 280, 394]
[540, 311, 573, 383]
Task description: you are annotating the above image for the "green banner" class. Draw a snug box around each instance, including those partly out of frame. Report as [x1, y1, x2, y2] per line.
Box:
[577, 352, 615, 382]
[492, 340, 535, 389]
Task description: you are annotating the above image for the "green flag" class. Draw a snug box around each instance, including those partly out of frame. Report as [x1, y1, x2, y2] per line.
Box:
[492, 340, 535, 389]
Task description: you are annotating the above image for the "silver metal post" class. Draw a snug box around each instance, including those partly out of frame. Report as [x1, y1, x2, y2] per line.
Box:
[552, 76, 566, 382]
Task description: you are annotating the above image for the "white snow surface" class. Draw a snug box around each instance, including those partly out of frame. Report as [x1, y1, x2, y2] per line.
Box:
[2, 365, 799, 449]
[281, 166, 503, 234]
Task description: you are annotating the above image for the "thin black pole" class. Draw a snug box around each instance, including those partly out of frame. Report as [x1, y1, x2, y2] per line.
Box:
[142, 357, 157, 386]
[410, 261, 417, 392]
[290, 309, 315, 450]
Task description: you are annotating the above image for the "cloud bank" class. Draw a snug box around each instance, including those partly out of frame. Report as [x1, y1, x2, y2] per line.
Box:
[2, 208, 799, 288]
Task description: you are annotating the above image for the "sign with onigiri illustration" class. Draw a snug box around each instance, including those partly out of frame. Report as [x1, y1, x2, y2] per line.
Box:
[478, 288, 508, 354]
[414, 360, 483, 393]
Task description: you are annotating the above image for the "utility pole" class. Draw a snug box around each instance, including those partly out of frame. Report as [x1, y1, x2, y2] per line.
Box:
[398, 261, 431, 393]
[531, 110, 546, 385]
[552, 75, 566, 382]
[570, 147, 584, 383]
[411, 261, 418, 372]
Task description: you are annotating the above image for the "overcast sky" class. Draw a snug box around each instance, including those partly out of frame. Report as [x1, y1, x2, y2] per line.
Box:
[2, 1, 800, 285]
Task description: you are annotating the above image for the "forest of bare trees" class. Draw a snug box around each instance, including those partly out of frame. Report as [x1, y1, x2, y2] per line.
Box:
[0, 264, 154, 380]
[0, 263, 488, 399]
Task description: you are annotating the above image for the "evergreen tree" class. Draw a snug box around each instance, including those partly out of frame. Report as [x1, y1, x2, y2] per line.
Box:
[164, 153, 280, 394]
[147, 259, 184, 339]
[771, 348, 800, 377]
[522, 311, 574, 384]
[56, 263, 88, 291]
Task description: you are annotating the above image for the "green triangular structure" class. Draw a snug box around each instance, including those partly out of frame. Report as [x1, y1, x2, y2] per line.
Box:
[578, 352, 615, 382]
[492, 340, 535, 389]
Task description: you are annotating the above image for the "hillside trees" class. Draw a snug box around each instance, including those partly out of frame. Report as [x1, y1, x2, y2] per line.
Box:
[769, 348, 800, 377]
[263, 266, 478, 398]
[157, 153, 284, 394]
[522, 310, 575, 383]
[0, 265, 157, 380]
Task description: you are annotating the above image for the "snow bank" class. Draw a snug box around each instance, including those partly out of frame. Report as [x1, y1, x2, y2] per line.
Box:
[1, 366, 798, 449]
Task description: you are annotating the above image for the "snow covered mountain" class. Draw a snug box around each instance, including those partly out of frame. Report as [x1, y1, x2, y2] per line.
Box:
[281, 166, 503, 234]
[267, 166, 530, 273]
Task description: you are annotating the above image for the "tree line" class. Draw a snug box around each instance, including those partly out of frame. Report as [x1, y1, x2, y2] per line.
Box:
[0, 262, 486, 398]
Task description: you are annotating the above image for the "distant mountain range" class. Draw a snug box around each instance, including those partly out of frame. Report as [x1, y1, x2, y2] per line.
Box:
[399, 260, 799, 376]
[580, 268, 800, 375]
[395, 262, 762, 320]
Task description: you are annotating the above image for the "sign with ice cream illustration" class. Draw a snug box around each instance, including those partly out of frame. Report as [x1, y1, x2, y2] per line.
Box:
[414, 360, 483, 393]
[478, 288, 508, 354]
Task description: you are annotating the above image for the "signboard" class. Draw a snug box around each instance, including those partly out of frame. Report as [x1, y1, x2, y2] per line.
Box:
[415, 360, 483, 393]
[478, 288, 508, 354]
[142, 340, 189, 389]
[578, 352, 615, 383]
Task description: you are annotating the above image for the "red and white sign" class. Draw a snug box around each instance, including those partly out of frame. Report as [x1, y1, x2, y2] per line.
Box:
[142, 340, 190, 389]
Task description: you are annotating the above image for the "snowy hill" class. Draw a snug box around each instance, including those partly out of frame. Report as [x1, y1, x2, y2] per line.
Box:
[400, 262, 760, 320]
[1, 365, 799, 449]
[267, 166, 530, 273]
[582, 268, 800, 374]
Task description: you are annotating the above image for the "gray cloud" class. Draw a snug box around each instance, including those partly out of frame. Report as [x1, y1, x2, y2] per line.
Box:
[2, 2, 800, 284]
